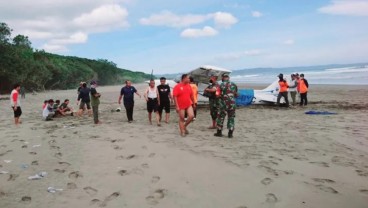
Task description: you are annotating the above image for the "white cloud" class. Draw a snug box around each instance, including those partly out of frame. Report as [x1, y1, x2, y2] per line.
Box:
[139, 11, 210, 28]
[140, 11, 238, 31]
[180, 26, 218, 38]
[318, 0, 368, 16]
[50, 32, 88, 45]
[251, 11, 263, 18]
[211, 12, 238, 28]
[0, 1, 130, 52]
[216, 50, 263, 60]
[283, 39, 295, 45]
[42, 44, 68, 53]
[74, 4, 129, 32]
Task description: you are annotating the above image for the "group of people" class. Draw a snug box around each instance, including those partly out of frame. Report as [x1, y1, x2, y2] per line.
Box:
[9, 74, 239, 138]
[117, 73, 238, 138]
[42, 99, 73, 121]
[277, 73, 309, 107]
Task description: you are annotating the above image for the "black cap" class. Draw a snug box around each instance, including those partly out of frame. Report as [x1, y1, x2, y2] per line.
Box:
[300, 74, 304, 77]
[160, 77, 166, 80]
[222, 73, 229, 77]
[277, 73, 283, 78]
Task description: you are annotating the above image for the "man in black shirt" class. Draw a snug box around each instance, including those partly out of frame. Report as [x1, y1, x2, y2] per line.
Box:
[157, 77, 172, 123]
[118, 80, 141, 123]
[77, 82, 92, 116]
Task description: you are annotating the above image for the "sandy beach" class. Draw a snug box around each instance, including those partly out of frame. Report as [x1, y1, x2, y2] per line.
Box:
[0, 83, 367, 208]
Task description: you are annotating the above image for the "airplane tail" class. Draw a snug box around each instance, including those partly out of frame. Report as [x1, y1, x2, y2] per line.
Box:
[261, 75, 292, 94]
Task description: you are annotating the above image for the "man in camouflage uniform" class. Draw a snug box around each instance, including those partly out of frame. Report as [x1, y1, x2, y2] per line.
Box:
[204, 73, 220, 129]
[214, 73, 238, 138]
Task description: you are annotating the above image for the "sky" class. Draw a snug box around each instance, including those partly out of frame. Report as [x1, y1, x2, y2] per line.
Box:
[1, 0, 368, 74]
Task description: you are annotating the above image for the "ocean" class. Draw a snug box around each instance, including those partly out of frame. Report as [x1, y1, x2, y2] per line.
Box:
[230, 63, 368, 85]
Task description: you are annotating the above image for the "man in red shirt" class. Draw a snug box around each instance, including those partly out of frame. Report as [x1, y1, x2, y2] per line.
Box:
[10, 83, 22, 125]
[173, 74, 196, 137]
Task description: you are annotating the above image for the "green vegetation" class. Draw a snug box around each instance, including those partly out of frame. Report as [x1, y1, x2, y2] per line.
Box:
[0, 22, 152, 93]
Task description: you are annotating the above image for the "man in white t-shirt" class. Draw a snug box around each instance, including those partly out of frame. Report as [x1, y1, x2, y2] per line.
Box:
[144, 79, 161, 126]
[43, 99, 55, 121]
[10, 83, 22, 125]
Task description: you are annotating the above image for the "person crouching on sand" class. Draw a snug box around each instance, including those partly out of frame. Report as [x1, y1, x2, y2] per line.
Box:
[173, 74, 196, 137]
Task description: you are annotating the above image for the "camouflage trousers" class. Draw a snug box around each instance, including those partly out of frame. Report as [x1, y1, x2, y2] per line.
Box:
[216, 106, 236, 131]
[209, 98, 219, 120]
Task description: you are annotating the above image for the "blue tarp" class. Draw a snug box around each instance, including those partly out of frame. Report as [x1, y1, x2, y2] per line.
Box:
[236, 89, 254, 106]
[305, 110, 337, 115]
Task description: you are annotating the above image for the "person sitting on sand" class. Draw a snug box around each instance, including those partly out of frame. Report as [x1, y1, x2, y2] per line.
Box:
[144, 79, 161, 126]
[173, 74, 196, 137]
[42, 100, 48, 110]
[59, 99, 74, 116]
[43, 99, 55, 121]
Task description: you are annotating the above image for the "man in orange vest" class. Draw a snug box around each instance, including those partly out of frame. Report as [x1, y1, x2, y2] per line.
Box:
[298, 74, 309, 106]
[276, 73, 289, 107]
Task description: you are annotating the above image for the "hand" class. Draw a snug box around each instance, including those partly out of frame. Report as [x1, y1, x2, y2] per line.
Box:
[118, 100, 121, 105]
[176, 106, 180, 112]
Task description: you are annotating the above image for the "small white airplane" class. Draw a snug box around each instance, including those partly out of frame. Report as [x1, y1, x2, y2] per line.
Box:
[188, 65, 287, 105]
[148, 65, 287, 105]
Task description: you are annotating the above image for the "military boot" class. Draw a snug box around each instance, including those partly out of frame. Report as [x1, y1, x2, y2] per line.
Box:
[214, 129, 223, 137]
[228, 130, 234, 138]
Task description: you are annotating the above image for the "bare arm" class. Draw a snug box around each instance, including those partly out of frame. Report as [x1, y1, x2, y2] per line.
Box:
[118, 95, 122, 104]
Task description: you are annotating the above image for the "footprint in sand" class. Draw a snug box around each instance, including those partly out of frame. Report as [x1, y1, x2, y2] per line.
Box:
[50, 145, 61, 150]
[148, 153, 156, 158]
[21, 145, 28, 148]
[0, 191, 6, 198]
[29, 152, 37, 155]
[0, 150, 12, 156]
[83, 186, 98, 197]
[21, 196, 32, 204]
[265, 193, 278, 203]
[261, 178, 273, 185]
[90, 199, 101, 205]
[118, 170, 128, 176]
[359, 189, 368, 195]
[31, 161, 39, 166]
[99, 192, 120, 207]
[126, 155, 136, 160]
[8, 174, 19, 181]
[316, 184, 338, 194]
[141, 163, 149, 169]
[54, 169, 66, 173]
[356, 170, 368, 177]
[146, 189, 167, 205]
[309, 161, 330, 167]
[236, 206, 248, 208]
[69, 171, 83, 179]
[312, 178, 335, 184]
[54, 152, 63, 158]
[67, 182, 78, 189]
[58, 162, 71, 168]
[151, 176, 160, 183]
[112, 145, 122, 150]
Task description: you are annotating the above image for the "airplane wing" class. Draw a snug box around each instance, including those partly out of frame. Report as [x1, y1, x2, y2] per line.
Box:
[187, 65, 232, 84]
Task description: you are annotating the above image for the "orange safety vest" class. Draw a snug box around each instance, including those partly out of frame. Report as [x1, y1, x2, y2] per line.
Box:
[299, 79, 308, 93]
[278, 81, 288, 93]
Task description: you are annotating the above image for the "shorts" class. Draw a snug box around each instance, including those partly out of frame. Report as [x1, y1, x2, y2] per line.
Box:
[79, 101, 91, 110]
[147, 98, 158, 113]
[12, 106, 22, 118]
[158, 101, 170, 114]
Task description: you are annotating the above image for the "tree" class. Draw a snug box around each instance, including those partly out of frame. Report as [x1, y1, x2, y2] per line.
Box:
[13, 35, 32, 48]
[0, 22, 12, 44]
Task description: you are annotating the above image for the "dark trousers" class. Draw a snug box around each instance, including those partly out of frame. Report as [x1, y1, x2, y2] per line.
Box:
[92, 105, 99, 123]
[124, 104, 134, 121]
[277, 92, 289, 107]
[300, 92, 308, 106]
